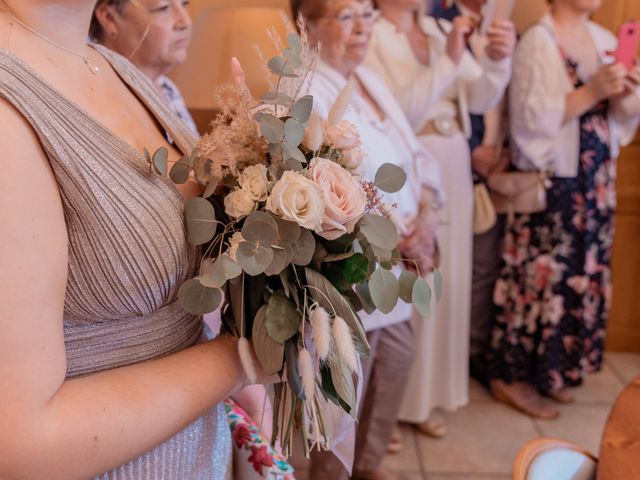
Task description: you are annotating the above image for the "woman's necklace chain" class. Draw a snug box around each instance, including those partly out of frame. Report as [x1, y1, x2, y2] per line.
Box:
[7, 11, 100, 75]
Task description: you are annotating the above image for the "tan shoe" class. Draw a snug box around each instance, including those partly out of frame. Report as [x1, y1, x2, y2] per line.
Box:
[416, 411, 447, 438]
[491, 379, 559, 420]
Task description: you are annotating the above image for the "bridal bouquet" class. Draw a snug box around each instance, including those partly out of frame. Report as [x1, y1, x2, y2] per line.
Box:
[148, 31, 436, 457]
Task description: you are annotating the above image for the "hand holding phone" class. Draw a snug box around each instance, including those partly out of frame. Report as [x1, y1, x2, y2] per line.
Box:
[481, 0, 515, 35]
[614, 20, 640, 71]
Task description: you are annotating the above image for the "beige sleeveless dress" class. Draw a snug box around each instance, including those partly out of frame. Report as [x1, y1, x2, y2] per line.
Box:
[0, 45, 232, 479]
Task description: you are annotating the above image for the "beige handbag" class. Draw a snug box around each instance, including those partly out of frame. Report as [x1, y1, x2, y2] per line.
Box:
[473, 183, 497, 235]
[487, 171, 551, 216]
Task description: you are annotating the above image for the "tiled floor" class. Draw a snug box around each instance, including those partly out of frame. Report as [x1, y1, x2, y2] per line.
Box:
[291, 352, 640, 479]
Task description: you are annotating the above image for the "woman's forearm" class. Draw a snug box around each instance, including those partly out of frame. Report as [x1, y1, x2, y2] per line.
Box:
[1, 336, 244, 480]
[563, 85, 600, 123]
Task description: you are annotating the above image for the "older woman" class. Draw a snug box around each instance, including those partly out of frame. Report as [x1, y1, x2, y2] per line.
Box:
[0, 0, 278, 478]
[292, 0, 443, 478]
[488, 0, 640, 418]
[363, 0, 514, 437]
[91, 0, 198, 134]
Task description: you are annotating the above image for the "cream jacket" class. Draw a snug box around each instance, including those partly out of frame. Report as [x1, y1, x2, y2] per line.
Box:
[509, 13, 640, 177]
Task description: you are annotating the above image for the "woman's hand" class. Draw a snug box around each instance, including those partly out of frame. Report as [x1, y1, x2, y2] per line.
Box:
[399, 190, 439, 276]
[446, 16, 476, 65]
[485, 20, 516, 61]
[587, 63, 627, 101]
[624, 62, 640, 94]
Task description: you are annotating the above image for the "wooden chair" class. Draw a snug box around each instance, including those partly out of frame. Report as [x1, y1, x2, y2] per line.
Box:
[513, 438, 597, 480]
[169, 5, 292, 132]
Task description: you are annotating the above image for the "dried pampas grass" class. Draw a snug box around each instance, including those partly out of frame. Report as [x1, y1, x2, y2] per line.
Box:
[332, 316, 357, 372]
[298, 348, 316, 401]
[310, 306, 331, 361]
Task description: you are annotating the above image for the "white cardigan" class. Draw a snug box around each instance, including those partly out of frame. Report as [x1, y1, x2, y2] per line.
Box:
[510, 13, 640, 177]
[306, 60, 443, 331]
[364, 16, 511, 138]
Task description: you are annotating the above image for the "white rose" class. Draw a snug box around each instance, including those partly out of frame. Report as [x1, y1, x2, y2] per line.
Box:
[308, 157, 367, 240]
[324, 120, 361, 151]
[266, 171, 325, 230]
[224, 189, 256, 219]
[238, 164, 269, 202]
[227, 232, 244, 261]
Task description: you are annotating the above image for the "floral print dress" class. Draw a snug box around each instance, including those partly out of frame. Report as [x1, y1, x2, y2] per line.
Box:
[487, 56, 617, 394]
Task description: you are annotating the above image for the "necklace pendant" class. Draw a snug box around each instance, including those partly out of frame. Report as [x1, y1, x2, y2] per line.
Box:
[84, 58, 100, 75]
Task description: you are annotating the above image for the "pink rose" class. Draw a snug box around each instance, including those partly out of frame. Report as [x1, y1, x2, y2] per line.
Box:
[324, 120, 361, 150]
[308, 157, 367, 240]
[340, 147, 366, 170]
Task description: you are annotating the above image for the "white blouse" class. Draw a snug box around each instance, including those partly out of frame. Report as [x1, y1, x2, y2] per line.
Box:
[509, 13, 640, 177]
[364, 16, 511, 139]
[306, 60, 443, 331]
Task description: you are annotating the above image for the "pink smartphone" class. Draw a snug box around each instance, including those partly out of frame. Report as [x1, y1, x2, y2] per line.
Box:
[614, 21, 640, 71]
[480, 0, 515, 35]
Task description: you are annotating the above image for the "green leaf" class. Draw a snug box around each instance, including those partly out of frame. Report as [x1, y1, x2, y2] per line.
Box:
[267, 56, 297, 77]
[355, 282, 376, 314]
[236, 242, 274, 276]
[274, 217, 301, 244]
[284, 118, 305, 147]
[285, 338, 304, 399]
[143, 147, 152, 164]
[369, 268, 399, 314]
[265, 290, 301, 343]
[178, 278, 222, 315]
[288, 32, 302, 53]
[374, 163, 407, 193]
[434, 270, 442, 303]
[260, 114, 285, 143]
[413, 277, 432, 318]
[283, 47, 302, 68]
[252, 305, 285, 374]
[202, 178, 218, 199]
[169, 155, 192, 184]
[398, 270, 418, 303]
[261, 92, 294, 105]
[329, 354, 356, 416]
[323, 252, 355, 262]
[304, 268, 370, 355]
[342, 253, 369, 284]
[283, 142, 307, 164]
[184, 197, 217, 245]
[292, 229, 316, 266]
[152, 147, 168, 176]
[290, 95, 313, 124]
[359, 214, 399, 251]
[265, 243, 293, 276]
[242, 219, 278, 246]
[200, 255, 242, 288]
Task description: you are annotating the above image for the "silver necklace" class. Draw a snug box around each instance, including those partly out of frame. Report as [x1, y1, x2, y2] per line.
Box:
[8, 12, 100, 75]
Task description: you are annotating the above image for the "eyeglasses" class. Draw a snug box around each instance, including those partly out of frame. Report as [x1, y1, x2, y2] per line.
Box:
[323, 8, 380, 26]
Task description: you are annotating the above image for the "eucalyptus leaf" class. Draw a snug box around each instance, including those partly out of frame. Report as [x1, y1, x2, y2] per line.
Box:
[283, 47, 302, 68]
[200, 255, 242, 288]
[304, 268, 370, 355]
[369, 268, 399, 314]
[236, 242, 274, 276]
[178, 278, 222, 315]
[273, 217, 301, 244]
[371, 244, 393, 262]
[265, 243, 292, 276]
[202, 178, 218, 199]
[399, 270, 418, 303]
[413, 277, 432, 318]
[292, 229, 316, 266]
[152, 147, 168, 176]
[267, 56, 297, 78]
[284, 118, 305, 147]
[169, 155, 192, 184]
[184, 197, 217, 245]
[434, 270, 442, 303]
[283, 143, 307, 164]
[242, 220, 279, 245]
[252, 305, 285, 374]
[261, 92, 294, 105]
[265, 290, 301, 343]
[260, 114, 285, 143]
[373, 163, 407, 193]
[323, 252, 355, 263]
[359, 214, 399, 251]
[355, 282, 376, 315]
[288, 33, 302, 53]
[290, 95, 313, 124]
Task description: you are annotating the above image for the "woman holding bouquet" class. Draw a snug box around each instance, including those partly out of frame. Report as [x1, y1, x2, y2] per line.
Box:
[292, 0, 443, 478]
[0, 0, 273, 478]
